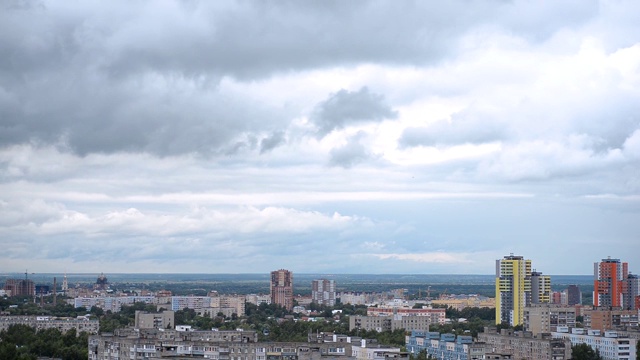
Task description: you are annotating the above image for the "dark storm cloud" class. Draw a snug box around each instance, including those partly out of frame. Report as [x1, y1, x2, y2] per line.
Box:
[312, 87, 397, 136]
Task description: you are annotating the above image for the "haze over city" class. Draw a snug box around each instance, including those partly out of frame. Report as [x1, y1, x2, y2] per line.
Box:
[1, 1, 639, 275]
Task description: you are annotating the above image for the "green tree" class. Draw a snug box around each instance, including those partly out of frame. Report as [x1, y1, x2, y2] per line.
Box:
[571, 343, 602, 360]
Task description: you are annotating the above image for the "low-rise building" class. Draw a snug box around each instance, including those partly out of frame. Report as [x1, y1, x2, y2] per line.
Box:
[171, 296, 211, 313]
[134, 310, 175, 329]
[246, 294, 272, 306]
[552, 327, 636, 360]
[0, 315, 99, 334]
[406, 330, 483, 360]
[477, 327, 571, 360]
[73, 295, 157, 312]
[367, 306, 446, 325]
[352, 340, 405, 360]
[430, 295, 495, 311]
[209, 293, 246, 317]
[89, 327, 357, 360]
[350, 315, 431, 333]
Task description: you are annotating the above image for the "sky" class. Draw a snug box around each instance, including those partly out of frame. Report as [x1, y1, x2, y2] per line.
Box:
[1, 0, 639, 275]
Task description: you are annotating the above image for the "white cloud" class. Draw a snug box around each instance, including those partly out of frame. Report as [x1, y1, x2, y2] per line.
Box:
[1, 0, 640, 274]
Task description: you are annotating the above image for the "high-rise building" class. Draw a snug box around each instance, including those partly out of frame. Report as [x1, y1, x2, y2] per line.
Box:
[311, 279, 336, 307]
[3, 279, 35, 297]
[624, 273, 640, 310]
[593, 257, 628, 308]
[495, 254, 532, 326]
[270, 269, 293, 310]
[531, 271, 551, 304]
[566, 285, 582, 306]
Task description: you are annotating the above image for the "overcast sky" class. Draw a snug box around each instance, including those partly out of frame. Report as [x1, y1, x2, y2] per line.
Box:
[1, 0, 639, 276]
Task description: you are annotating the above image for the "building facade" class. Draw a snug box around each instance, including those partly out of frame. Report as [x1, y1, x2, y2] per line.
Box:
[552, 327, 636, 360]
[583, 308, 639, 331]
[624, 274, 640, 311]
[271, 269, 293, 311]
[594, 257, 628, 308]
[0, 315, 99, 334]
[134, 311, 175, 329]
[366, 307, 446, 325]
[530, 271, 551, 304]
[3, 278, 35, 297]
[312, 279, 336, 307]
[350, 315, 431, 333]
[495, 255, 532, 326]
[406, 331, 481, 360]
[89, 327, 362, 360]
[477, 328, 571, 360]
[523, 304, 576, 335]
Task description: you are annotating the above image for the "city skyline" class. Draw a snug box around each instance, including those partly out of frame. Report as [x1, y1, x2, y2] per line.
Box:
[1, 1, 639, 274]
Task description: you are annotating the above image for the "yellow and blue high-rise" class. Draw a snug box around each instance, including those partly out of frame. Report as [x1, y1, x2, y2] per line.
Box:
[496, 254, 532, 326]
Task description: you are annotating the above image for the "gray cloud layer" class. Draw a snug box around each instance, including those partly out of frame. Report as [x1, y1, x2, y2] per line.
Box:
[1, 0, 639, 274]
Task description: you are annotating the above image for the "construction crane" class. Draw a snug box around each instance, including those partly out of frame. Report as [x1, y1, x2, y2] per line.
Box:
[439, 288, 448, 300]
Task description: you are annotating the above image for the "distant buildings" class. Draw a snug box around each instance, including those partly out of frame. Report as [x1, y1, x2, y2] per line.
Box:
[3, 278, 35, 297]
[566, 285, 582, 306]
[495, 254, 550, 326]
[366, 306, 445, 325]
[430, 294, 495, 311]
[271, 269, 294, 311]
[349, 315, 431, 333]
[624, 273, 640, 311]
[0, 315, 99, 334]
[94, 273, 109, 291]
[312, 279, 336, 307]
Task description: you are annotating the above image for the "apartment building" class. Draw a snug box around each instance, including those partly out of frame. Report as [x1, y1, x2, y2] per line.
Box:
[495, 255, 532, 326]
[477, 327, 571, 360]
[349, 315, 430, 332]
[524, 304, 576, 335]
[351, 341, 404, 360]
[171, 296, 211, 313]
[552, 327, 636, 360]
[594, 257, 628, 308]
[134, 310, 175, 329]
[430, 295, 495, 311]
[209, 293, 247, 317]
[583, 308, 639, 331]
[3, 278, 35, 297]
[89, 327, 354, 360]
[406, 331, 485, 360]
[312, 279, 337, 307]
[73, 295, 157, 312]
[245, 294, 271, 306]
[271, 269, 294, 311]
[366, 307, 446, 325]
[0, 315, 99, 334]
